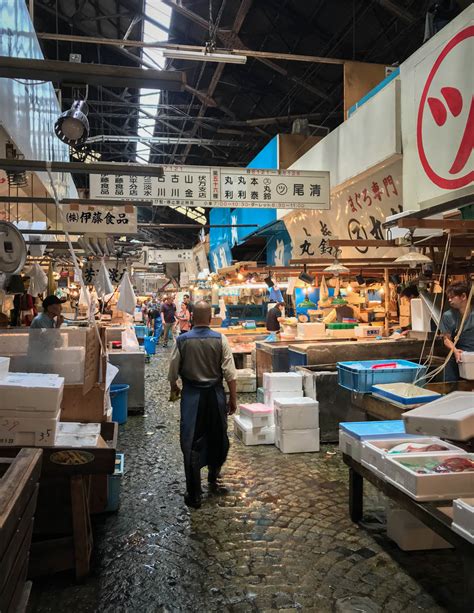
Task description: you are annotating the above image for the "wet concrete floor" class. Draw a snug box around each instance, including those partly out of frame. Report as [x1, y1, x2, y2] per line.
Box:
[29, 349, 464, 612]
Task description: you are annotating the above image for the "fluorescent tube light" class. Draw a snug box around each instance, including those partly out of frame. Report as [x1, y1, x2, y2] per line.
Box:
[162, 49, 247, 64]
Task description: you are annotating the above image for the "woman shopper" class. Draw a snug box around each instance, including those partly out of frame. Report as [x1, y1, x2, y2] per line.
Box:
[177, 302, 191, 335]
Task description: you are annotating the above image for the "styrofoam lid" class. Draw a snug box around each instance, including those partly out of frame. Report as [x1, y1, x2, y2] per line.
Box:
[339, 420, 406, 439]
[274, 397, 319, 407]
[239, 403, 272, 414]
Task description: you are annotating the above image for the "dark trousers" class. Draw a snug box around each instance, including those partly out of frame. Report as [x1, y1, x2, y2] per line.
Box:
[184, 387, 228, 498]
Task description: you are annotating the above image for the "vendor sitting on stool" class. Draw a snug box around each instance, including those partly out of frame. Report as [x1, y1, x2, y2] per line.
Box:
[440, 282, 474, 381]
[266, 301, 284, 333]
[30, 295, 64, 329]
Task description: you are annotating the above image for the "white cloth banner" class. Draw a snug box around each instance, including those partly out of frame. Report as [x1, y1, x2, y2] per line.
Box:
[94, 259, 114, 298]
[116, 272, 137, 315]
[283, 159, 405, 260]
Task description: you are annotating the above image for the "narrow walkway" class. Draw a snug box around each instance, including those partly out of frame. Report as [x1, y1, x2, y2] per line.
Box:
[30, 351, 463, 612]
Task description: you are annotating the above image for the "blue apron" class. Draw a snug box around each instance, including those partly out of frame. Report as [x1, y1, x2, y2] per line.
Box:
[178, 328, 230, 475]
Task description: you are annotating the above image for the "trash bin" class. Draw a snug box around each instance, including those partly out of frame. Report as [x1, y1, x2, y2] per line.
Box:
[110, 384, 130, 424]
[144, 336, 157, 355]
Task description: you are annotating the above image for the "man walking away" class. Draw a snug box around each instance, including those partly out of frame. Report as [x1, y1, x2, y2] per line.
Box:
[168, 301, 237, 509]
[161, 296, 177, 348]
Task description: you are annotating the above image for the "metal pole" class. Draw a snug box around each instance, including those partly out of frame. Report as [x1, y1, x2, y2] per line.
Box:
[384, 267, 390, 337]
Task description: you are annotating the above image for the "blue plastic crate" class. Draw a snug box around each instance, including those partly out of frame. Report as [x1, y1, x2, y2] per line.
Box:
[134, 325, 147, 340]
[337, 359, 426, 393]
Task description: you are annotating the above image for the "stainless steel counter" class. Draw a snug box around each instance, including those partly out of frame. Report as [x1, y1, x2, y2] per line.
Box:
[108, 349, 145, 412]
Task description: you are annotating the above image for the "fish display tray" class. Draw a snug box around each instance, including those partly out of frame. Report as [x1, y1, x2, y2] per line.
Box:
[361, 437, 466, 479]
[371, 382, 441, 407]
[383, 453, 474, 501]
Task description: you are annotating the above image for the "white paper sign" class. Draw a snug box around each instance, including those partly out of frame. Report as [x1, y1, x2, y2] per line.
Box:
[90, 166, 330, 210]
[284, 159, 404, 260]
[147, 249, 193, 264]
[63, 204, 137, 234]
[83, 258, 129, 286]
[400, 7, 474, 210]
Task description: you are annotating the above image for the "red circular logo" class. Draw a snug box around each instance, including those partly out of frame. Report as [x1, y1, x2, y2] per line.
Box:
[417, 25, 474, 190]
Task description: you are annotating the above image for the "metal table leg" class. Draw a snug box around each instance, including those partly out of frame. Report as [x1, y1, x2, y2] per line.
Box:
[349, 467, 363, 523]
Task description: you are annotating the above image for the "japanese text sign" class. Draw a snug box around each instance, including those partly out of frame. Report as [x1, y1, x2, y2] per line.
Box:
[90, 166, 330, 210]
[147, 249, 193, 264]
[283, 159, 405, 260]
[63, 204, 137, 234]
[82, 259, 129, 285]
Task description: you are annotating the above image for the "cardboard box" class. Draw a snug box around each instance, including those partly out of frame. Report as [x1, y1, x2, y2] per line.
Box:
[274, 397, 319, 431]
[263, 372, 303, 392]
[275, 427, 320, 453]
[61, 383, 107, 423]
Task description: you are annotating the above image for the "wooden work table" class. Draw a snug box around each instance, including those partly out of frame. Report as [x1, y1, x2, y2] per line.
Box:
[0, 422, 117, 580]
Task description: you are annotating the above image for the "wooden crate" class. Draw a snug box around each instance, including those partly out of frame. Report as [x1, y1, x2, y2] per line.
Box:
[0, 449, 42, 613]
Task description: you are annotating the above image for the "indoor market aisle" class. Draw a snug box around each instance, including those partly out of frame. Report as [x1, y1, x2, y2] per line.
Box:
[30, 351, 463, 613]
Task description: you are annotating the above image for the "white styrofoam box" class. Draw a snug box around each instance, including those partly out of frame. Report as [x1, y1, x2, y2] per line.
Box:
[239, 403, 274, 427]
[61, 327, 89, 347]
[0, 357, 10, 380]
[361, 437, 466, 479]
[48, 362, 85, 385]
[274, 397, 319, 431]
[354, 325, 383, 338]
[403, 392, 474, 441]
[296, 322, 325, 339]
[264, 389, 304, 409]
[383, 453, 474, 501]
[452, 498, 474, 544]
[53, 347, 85, 363]
[410, 298, 432, 333]
[387, 508, 452, 551]
[0, 334, 29, 355]
[459, 352, 474, 380]
[275, 426, 320, 453]
[0, 409, 60, 446]
[236, 368, 255, 378]
[57, 422, 101, 436]
[263, 372, 303, 392]
[0, 373, 64, 414]
[233, 414, 275, 446]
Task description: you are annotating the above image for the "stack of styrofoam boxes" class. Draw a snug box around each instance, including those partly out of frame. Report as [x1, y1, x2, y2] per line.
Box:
[451, 498, 474, 544]
[263, 372, 319, 453]
[274, 397, 320, 453]
[263, 372, 304, 409]
[0, 366, 64, 446]
[234, 403, 275, 445]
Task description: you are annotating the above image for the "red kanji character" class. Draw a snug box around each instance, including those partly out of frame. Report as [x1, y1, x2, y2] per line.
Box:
[372, 181, 383, 201]
[347, 195, 356, 213]
[383, 175, 398, 197]
[354, 193, 362, 210]
[362, 188, 372, 207]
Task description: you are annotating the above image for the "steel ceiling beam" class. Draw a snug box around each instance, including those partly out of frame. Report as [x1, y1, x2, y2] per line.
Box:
[372, 0, 419, 24]
[36, 31, 348, 65]
[86, 135, 246, 146]
[0, 56, 185, 90]
[0, 159, 164, 177]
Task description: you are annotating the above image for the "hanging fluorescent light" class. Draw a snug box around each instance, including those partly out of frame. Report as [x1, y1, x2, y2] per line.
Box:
[54, 100, 89, 147]
[162, 49, 247, 64]
[394, 245, 433, 269]
[323, 258, 350, 276]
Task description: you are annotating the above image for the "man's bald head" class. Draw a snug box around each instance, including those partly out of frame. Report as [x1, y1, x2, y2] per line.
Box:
[193, 300, 212, 326]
